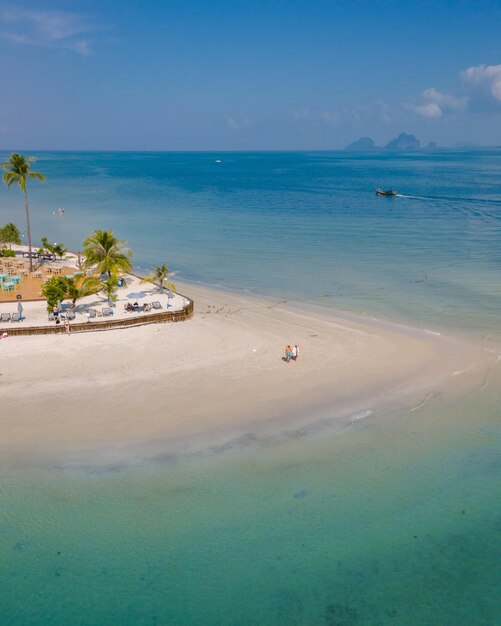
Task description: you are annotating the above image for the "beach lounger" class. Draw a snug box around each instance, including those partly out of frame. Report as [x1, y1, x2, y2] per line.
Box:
[1, 313, 11, 322]
[152, 301, 162, 309]
[11, 312, 21, 322]
[102, 307, 112, 316]
[66, 311, 75, 320]
[87, 309, 97, 318]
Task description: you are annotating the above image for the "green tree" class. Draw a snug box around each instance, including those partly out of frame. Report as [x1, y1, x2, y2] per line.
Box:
[1, 154, 46, 272]
[82, 230, 132, 278]
[53, 243, 67, 259]
[41, 237, 67, 259]
[65, 275, 102, 311]
[0, 223, 21, 248]
[101, 273, 119, 304]
[41, 276, 67, 311]
[141, 263, 176, 293]
[40, 237, 54, 253]
[41, 275, 102, 312]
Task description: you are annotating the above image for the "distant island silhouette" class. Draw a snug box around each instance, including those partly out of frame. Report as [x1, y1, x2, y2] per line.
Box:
[344, 137, 376, 150]
[345, 133, 438, 151]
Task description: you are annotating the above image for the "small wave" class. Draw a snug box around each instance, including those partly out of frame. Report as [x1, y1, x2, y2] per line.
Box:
[349, 409, 373, 422]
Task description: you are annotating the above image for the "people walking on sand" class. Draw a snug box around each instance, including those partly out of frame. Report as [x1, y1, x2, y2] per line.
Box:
[64, 318, 71, 335]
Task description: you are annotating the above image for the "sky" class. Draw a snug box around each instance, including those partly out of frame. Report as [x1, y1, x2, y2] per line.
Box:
[0, 0, 501, 150]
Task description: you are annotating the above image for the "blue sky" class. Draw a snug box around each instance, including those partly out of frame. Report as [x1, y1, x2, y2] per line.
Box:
[1, 0, 501, 149]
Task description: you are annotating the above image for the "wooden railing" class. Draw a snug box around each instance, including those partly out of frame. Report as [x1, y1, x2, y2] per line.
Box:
[1, 299, 194, 336]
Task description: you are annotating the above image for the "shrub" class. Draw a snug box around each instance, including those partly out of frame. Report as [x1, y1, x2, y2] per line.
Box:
[41, 276, 68, 311]
[0, 247, 16, 257]
[0, 223, 21, 248]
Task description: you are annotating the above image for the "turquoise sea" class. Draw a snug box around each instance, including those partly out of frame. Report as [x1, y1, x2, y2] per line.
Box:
[1, 150, 500, 625]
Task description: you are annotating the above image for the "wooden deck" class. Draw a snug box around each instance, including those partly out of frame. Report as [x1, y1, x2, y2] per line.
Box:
[0, 265, 76, 303]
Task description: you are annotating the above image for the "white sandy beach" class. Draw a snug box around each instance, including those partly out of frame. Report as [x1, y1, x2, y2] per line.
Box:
[0, 280, 492, 467]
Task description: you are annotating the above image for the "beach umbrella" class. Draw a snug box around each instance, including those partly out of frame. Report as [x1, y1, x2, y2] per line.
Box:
[57, 299, 63, 312]
[17, 302, 23, 313]
[167, 288, 173, 308]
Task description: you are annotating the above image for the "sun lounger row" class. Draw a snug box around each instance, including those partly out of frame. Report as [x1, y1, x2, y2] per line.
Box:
[86, 307, 112, 317]
[124, 301, 162, 313]
[0, 312, 22, 322]
[48, 311, 76, 322]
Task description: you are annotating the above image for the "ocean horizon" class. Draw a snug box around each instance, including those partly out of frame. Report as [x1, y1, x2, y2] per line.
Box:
[1, 150, 500, 625]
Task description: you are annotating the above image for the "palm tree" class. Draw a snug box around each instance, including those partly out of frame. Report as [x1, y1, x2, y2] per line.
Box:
[141, 263, 176, 293]
[40, 237, 52, 253]
[82, 229, 132, 278]
[65, 275, 102, 311]
[1, 153, 46, 272]
[52, 243, 67, 259]
[101, 273, 119, 305]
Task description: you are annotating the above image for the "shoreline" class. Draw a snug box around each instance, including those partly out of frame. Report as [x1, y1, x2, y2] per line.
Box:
[1, 278, 495, 470]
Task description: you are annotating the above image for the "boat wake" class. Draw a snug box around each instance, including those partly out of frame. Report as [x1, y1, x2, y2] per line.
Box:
[396, 193, 501, 206]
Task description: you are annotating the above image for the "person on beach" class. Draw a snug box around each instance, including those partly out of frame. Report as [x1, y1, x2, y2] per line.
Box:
[64, 318, 71, 335]
[292, 345, 299, 361]
[285, 345, 293, 362]
[53, 305, 59, 320]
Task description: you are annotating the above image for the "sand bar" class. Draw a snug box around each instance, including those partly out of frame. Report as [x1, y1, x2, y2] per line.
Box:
[0, 280, 493, 468]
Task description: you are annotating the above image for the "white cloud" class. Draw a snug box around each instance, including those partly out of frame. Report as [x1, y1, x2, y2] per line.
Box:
[0, 9, 99, 55]
[409, 64, 501, 118]
[294, 62, 501, 131]
[461, 63, 501, 108]
[408, 102, 443, 118]
[422, 88, 466, 112]
[407, 86, 466, 118]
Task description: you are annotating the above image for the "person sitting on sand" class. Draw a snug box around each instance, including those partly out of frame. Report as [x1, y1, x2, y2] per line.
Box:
[285, 345, 293, 362]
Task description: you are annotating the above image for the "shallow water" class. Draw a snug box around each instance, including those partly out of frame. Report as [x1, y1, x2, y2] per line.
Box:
[2, 375, 500, 626]
[0, 150, 500, 624]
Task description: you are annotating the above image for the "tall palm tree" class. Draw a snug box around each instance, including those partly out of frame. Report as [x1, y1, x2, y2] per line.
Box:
[82, 229, 132, 278]
[1, 153, 46, 272]
[141, 263, 176, 293]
